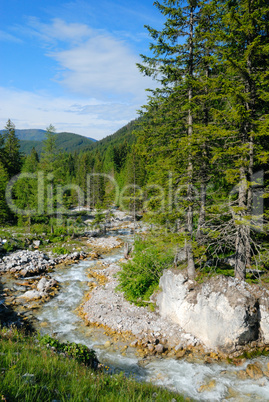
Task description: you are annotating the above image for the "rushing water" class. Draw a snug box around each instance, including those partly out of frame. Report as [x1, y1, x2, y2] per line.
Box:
[8, 231, 269, 401]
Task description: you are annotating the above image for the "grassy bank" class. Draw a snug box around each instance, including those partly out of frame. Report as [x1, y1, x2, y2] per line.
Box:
[0, 327, 187, 402]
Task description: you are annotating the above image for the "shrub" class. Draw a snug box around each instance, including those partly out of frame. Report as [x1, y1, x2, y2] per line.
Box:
[2, 242, 17, 253]
[52, 246, 69, 255]
[117, 238, 173, 306]
[38, 334, 97, 367]
[53, 226, 68, 236]
[30, 223, 49, 234]
[2, 239, 24, 253]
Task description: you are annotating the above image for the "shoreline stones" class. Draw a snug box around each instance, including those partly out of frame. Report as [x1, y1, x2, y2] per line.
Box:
[0, 250, 88, 278]
[80, 261, 269, 362]
[80, 261, 201, 359]
[9, 276, 59, 304]
[87, 237, 123, 252]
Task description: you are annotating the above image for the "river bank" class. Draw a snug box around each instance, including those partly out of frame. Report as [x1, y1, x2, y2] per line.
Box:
[80, 259, 200, 355]
[2, 213, 269, 400]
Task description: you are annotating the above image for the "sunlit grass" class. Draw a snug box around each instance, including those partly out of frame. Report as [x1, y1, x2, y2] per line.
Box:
[0, 327, 187, 402]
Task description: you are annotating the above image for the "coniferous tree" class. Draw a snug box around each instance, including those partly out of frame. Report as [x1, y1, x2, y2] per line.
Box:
[137, 0, 207, 278]
[211, 0, 269, 279]
[0, 162, 9, 224]
[40, 124, 57, 173]
[3, 119, 22, 178]
[13, 149, 40, 228]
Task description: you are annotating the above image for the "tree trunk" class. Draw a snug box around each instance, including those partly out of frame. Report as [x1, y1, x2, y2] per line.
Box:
[246, 137, 254, 267]
[124, 242, 132, 259]
[186, 6, 196, 279]
[234, 168, 247, 280]
[197, 181, 206, 239]
[234, 225, 247, 280]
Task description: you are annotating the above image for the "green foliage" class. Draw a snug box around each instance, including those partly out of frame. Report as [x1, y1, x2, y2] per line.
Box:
[49, 236, 65, 243]
[2, 241, 17, 253]
[1, 238, 25, 253]
[40, 124, 57, 173]
[117, 237, 174, 305]
[91, 211, 106, 228]
[2, 119, 22, 178]
[0, 162, 9, 224]
[52, 246, 69, 255]
[52, 225, 68, 236]
[0, 327, 185, 402]
[38, 334, 97, 366]
[30, 223, 49, 234]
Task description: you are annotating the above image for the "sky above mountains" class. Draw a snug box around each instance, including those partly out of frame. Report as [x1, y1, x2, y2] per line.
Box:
[0, 0, 164, 140]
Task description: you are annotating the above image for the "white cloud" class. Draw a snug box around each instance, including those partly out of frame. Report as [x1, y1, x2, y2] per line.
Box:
[26, 17, 93, 43]
[0, 30, 23, 43]
[49, 33, 151, 98]
[19, 18, 155, 99]
[1, 18, 156, 139]
[0, 87, 139, 140]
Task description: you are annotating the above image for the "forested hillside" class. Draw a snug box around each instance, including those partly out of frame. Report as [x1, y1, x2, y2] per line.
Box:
[0, 128, 96, 155]
[0, 0, 269, 283]
[0, 128, 96, 143]
[0, 118, 141, 225]
[20, 132, 97, 155]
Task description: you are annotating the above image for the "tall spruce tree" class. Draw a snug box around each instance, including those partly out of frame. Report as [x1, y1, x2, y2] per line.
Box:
[40, 124, 57, 173]
[137, 0, 208, 278]
[3, 119, 22, 178]
[211, 0, 269, 279]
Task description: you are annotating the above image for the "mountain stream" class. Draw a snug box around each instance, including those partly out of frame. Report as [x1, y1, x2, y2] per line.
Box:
[4, 229, 269, 401]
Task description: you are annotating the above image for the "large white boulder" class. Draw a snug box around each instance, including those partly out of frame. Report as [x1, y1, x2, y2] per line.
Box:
[156, 271, 262, 351]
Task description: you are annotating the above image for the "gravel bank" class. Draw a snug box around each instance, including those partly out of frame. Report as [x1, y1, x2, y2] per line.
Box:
[81, 261, 199, 351]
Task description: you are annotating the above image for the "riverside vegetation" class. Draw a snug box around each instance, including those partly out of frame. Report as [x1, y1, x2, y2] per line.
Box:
[1, 0, 269, 399]
[0, 327, 185, 402]
[0, 0, 268, 282]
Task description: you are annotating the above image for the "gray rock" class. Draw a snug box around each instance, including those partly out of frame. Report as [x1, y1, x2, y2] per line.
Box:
[155, 344, 164, 354]
[147, 344, 155, 352]
[33, 240, 41, 248]
[37, 277, 57, 293]
[18, 290, 42, 300]
[157, 271, 261, 351]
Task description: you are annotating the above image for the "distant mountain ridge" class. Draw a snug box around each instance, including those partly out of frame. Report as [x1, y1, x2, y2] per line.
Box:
[0, 128, 97, 155]
[1, 121, 139, 156]
[13, 129, 47, 141]
[7, 129, 97, 143]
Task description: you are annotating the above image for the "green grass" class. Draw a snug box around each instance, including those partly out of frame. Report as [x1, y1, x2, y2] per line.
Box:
[196, 265, 235, 283]
[0, 327, 187, 402]
[117, 236, 174, 306]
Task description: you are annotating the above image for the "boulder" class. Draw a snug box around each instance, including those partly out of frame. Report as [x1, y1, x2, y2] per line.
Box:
[157, 271, 261, 351]
[18, 290, 42, 300]
[155, 344, 164, 354]
[36, 277, 57, 293]
[147, 344, 155, 352]
[258, 292, 269, 344]
[246, 363, 264, 379]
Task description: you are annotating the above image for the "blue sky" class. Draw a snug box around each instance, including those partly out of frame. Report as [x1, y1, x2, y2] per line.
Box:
[0, 0, 164, 139]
